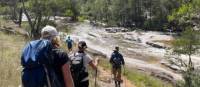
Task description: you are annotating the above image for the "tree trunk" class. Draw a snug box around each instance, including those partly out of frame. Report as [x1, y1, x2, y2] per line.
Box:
[70, 0, 78, 21]
[188, 54, 193, 70]
[18, 8, 23, 27]
[22, 0, 35, 38]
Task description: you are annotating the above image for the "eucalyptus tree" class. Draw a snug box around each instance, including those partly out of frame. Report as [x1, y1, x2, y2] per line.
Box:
[167, 27, 200, 87]
[21, 0, 68, 39]
[168, 0, 200, 31]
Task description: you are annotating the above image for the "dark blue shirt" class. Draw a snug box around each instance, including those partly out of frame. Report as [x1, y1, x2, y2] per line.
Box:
[66, 39, 73, 48]
[109, 51, 125, 65]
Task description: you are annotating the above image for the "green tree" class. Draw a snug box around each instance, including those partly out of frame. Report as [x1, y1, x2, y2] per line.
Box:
[69, 0, 79, 21]
[173, 28, 200, 69]
[167, 27, 200, 87]
[168, 0, 200, 31]
[79, 0, 180, 30]
[22, 0, 57, 39]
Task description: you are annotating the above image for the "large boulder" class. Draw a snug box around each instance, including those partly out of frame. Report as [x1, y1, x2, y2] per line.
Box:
[146, 41, 167, 49]
[0, 26, 16, 34]
[105, 27, 129, 33]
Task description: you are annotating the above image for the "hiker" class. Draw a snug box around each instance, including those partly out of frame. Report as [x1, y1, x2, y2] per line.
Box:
[21, 25, 74, 87]
[109, 46, 125, 82]
[69, 41, 98, 87]
[66, 36, 74, 52]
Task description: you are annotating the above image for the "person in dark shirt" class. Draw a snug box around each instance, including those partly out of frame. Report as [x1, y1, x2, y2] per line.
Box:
[66, 36, 74, 52]
[109, 46, 125, 82]
[51, 47, 72, 86]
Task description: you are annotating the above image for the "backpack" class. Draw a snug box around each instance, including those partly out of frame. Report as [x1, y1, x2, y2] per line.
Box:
[21, 39, 62, 87]
[112, 53, 122, 68]
[70, 52, 88, 84]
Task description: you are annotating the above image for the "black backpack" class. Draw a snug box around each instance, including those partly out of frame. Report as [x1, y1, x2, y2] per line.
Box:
[21, 40, 62, 87]
[112, 53, 122, 68]
[70, 52, 88, 84]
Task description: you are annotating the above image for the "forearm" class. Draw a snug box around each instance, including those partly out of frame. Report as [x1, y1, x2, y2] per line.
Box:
[94, 58, 99, 66]
[121, 56, 125, 65]
[62, 63, 74, 87]
[89, 61, 97, 70]
[122, 60, 125, 65]
[109, 57, 113, 64]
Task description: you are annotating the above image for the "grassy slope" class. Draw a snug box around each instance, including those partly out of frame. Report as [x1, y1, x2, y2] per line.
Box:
[0, 32, 26, 87]
[0, 21, 72, 87]
[99, 57, 173, 87]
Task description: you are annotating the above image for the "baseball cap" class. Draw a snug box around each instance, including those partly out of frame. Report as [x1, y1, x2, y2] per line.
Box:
[78, 41, 87, 49]
[113, 46, 119, 51]
[41, 25, 58, 39]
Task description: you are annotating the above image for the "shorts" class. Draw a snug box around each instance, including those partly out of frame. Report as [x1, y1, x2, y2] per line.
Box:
[112, 67, 122, 74]
[68, 45, 72, 49]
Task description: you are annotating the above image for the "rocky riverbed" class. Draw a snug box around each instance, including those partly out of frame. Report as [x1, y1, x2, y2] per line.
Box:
[66, 22, 183, 83]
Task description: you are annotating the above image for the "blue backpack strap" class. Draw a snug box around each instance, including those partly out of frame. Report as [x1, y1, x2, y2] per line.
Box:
[21, 40, 64, 87]
[21, 39, 53, 68]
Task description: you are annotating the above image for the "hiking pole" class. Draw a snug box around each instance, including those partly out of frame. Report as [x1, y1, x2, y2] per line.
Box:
[44, 65, 52, 87]
[94, 67, 98, 87]
[94, 58, 99, 87]
[123, 65, 126, 87]
[110, 64, 114, 83]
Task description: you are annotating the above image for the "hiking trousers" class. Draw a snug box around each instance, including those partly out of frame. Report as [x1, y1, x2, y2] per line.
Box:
[112, 67, 122, 81]
[75, 80, 89, 87]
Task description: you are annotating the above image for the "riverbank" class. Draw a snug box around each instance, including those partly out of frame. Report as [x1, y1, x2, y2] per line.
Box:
[87, 48, 173, 87]
[69, 22, 183, 83]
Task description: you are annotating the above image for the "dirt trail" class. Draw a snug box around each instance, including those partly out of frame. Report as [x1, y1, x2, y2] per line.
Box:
[97, 66, 135, 87]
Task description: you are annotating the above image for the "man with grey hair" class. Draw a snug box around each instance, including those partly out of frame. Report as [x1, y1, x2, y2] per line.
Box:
[41, 25, 58, 40]
[21, 25, 74, 87]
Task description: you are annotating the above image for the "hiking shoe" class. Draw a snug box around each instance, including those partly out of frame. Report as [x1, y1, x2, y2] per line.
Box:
[118, 79, 123, 83]
[114, 78, 123, 83]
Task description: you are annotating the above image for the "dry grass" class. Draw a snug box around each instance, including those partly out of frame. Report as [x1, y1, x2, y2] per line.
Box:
[0, 32, 26, 87]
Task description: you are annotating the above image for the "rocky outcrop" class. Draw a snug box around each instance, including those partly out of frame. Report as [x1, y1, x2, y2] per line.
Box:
[0, 21, 29, 37]
[151, 71, 175, 84]
[124, 33, 142, 43]
[146, 41, 167, 49]
[71, 23, 182, 85]
[105, 27, 129, 33]
[87, 45, 180, 84]
[0, 26, 16, 34]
